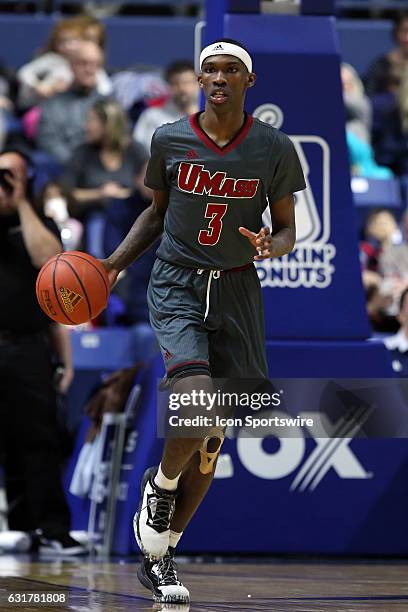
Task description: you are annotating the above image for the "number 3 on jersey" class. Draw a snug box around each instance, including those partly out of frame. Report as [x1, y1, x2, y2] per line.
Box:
[198, 203, 228, 246]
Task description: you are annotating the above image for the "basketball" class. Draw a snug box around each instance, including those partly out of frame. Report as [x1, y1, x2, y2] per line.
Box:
[36, 251, 110, 325]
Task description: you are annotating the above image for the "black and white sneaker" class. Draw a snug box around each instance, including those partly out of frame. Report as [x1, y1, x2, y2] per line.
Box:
[134, 466, 177, 560]
[36, 531, 87, 557]
[138, 547, 190, 604]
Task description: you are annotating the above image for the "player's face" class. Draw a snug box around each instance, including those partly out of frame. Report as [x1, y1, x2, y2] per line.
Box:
[199, 55, 255, 110]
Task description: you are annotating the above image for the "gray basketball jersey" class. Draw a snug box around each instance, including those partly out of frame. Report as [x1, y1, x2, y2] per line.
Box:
[145, 113, 306, 269]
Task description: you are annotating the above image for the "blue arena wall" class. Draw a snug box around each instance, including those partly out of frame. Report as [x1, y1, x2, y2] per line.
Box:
[0, 15, 393, 75]
[66, 340, 408, 555]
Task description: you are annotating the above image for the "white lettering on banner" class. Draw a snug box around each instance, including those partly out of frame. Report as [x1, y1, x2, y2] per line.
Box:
[253, 103, 336, 289]
[215, 410, 372, 491]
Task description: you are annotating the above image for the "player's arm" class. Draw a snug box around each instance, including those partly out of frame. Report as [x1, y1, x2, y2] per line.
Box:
[239, 194, 296, 260]
[101, 188, 169, 286]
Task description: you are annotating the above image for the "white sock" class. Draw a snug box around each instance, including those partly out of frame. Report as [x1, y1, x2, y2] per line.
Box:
[154, 464, 180, 491]
[169, 530, 183, 548]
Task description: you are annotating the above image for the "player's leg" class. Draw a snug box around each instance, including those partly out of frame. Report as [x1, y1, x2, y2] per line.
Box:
[160, 374, 214, 477]
[137, 445, 222, 605]
[134, 373, 213, 556]
[168, 266, 269, 546]
[136, 260, 223, 603]
[169, 436, 222, 534]
[136, 372, 221, 604]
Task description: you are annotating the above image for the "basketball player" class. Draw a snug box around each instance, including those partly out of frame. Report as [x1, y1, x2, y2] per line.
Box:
[103, 39, 306, 604]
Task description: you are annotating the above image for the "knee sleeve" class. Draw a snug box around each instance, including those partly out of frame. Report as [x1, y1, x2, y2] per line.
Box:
[198, 428, 225, 475]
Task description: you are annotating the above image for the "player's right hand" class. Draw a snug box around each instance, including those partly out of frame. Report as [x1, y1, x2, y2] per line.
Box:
[99, 258, 120, 289]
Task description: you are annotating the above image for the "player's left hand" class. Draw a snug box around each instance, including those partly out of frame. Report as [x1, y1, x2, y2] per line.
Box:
[239, 226, 276, 260]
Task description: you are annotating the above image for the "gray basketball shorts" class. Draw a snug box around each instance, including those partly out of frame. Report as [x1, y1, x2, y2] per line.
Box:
[147, 258, 269, 382]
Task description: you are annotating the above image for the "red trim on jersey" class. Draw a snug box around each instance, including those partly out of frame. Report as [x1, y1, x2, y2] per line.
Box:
[167, 359, 210, 375]
[223, 262, 254, 274]
[189, 112, 253, 156]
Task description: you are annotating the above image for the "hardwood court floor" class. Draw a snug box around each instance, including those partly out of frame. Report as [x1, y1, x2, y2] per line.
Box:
[0, 555, 408, 611]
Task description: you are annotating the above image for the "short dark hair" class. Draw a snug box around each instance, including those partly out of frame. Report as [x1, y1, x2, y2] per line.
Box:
[164, 60, 195, 82]
[210, 38, 250, 54]
[1, 146, 33, 173]
[393, 11, 408, 41]
[0, 146, 35, 201]
[400, 287, 408, 312]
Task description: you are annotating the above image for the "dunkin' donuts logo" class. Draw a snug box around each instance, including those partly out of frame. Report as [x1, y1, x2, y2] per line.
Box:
[59, 287, 83, 312]
[177, 162, 259, 199]
[253, 104, 336, 289]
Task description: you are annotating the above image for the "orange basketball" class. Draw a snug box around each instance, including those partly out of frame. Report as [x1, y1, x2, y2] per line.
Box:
[36, 251, 110, 325]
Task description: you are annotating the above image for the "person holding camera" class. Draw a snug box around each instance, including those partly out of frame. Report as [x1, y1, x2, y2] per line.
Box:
[0, 149, 85, 555]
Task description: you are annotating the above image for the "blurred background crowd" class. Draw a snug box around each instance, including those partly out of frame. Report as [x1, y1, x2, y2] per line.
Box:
[0, 12, 201, 330]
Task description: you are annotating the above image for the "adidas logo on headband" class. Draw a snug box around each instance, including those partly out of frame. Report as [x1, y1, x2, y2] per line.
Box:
[200, 41, 253, 73]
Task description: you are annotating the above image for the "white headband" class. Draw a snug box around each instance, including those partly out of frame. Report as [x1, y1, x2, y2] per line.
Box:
[200, 42, 252, 73]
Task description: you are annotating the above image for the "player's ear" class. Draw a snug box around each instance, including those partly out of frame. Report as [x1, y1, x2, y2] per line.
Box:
[198, 74, 203, 87]
[247, 72, 256, 88]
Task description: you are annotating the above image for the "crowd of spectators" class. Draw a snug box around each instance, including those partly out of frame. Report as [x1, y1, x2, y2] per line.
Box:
[340, 11, 408, 180]
[0, 13, 200, 339]
[341, 10, 408, 350]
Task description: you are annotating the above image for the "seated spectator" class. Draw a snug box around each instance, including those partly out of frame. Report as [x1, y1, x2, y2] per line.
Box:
[370, 69, 408, 176]
[365, 12, 408, 175]
[360, 209, 401, 272]
[380, 208, 408, 280]
[111, 69, 168, 127]
[0, 60, 21, 151]
[69, 15, 107, 50]
[17, 17, 111, 112]
[363, 270, 399, 334]
[64, 15, 111, 97]
[37, 180, 83, 251]
[341, 63, 372, 143]
[133, 60, 199, 152]
[384, 287, 408, 374]
[341, 63, 393, 179]
[347, 129, 394, 179]
[36, 40, 107, 164]
[364, 11, 408, 97]
[62, 99, 147, 257]
[378, 208, 408, 307]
